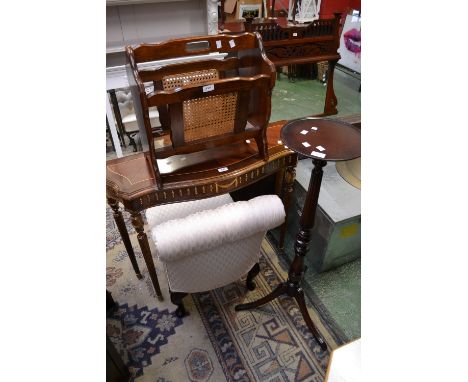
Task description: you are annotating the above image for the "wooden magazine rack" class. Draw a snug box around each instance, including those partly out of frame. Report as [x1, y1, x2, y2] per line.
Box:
[126, 32, 276, 189]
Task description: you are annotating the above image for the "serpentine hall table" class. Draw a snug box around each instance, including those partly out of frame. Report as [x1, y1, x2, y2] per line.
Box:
[106, 120, 298, 300]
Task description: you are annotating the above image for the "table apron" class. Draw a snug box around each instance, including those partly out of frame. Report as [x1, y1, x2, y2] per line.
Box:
[107, 154, 297, 213]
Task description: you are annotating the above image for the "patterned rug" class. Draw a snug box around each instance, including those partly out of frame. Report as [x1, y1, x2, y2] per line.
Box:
[106, 207, 338, 381]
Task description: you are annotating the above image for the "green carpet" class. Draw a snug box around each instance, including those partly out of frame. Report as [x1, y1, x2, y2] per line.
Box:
[270, 68, 361, 123]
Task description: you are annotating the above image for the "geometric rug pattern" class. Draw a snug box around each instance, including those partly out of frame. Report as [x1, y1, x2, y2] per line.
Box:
[106, 206, 337, 381]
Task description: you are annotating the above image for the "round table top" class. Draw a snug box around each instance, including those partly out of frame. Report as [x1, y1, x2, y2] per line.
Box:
[280, 118, 361, 161]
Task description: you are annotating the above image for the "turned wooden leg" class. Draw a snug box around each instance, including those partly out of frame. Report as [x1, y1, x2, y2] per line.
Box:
[274, 167, 285, 199]
[323, 59, 338, 116]
[130, 211, 164, 301]
[109, 89, 127, 147]
[170, 291, 188, 318]
[108, 198, 142, 279]
[246, 263, 260, 291]
[279, 165, 296, 252]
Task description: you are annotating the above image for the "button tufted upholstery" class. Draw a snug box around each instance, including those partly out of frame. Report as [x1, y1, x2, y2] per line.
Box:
[116, 89, 160, 132]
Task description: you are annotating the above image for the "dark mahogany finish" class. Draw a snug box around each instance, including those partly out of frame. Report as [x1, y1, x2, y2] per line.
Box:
[126, 32, 276, 189]
[223, 14, 342, 116]
[280, 118, 360, 160]
[106, 115, 359, 302]
[235, 117, 361, 351]
[107, 121, 298, 301]
[108, 198, 142, 280]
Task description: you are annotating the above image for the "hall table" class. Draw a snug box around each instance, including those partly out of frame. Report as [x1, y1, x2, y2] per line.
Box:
[235, 117, 360, 351]
[106, 120, 298, 300]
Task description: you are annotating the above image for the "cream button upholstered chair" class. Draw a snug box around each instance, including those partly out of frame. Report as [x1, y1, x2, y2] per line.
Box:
[146, 194, 286, 317]
[116, 89, 160, 151]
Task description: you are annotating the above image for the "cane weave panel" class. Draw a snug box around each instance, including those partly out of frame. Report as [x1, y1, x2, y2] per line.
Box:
[162, 69, 238, 142]
[162, 69, 219, 90]
[182, 92, 238, 142]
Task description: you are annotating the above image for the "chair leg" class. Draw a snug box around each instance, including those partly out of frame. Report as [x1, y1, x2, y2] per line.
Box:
[126, 133, 138, 152]
[246, 263, 260, 291]
[170, 290, 188, 318]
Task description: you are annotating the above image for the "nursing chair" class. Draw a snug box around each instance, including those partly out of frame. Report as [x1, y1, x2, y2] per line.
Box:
[126, 32, 276, 189]
[115, 89, 161, 152]
[146, 194, 286, 317]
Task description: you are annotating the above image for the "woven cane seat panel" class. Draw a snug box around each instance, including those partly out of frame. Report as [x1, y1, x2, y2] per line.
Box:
[182, 92, 238, 142]
[162, 69, 219, 90]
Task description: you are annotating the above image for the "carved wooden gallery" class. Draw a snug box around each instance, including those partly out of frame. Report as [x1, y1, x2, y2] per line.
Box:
[106, 0, 361, 380]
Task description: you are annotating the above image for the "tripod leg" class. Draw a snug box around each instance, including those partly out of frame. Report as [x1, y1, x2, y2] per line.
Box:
[235, 282, 287, 311]
[294, 289, 327, 351]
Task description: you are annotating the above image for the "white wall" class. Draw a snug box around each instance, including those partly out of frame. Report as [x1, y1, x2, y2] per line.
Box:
[106, 0, 208, 53]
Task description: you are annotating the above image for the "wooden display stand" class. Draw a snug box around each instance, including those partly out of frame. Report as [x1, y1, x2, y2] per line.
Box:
[235, 117, 361, 351]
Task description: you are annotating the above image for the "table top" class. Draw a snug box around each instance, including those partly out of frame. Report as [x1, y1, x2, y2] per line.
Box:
[106, 120, 298, 211]
[280, 118, 361, 161]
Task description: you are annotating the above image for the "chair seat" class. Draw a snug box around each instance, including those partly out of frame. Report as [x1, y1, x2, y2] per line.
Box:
[121, 109, 160, 132]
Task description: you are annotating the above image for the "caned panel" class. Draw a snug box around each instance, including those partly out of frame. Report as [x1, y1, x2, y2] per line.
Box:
[162, 69, 219, 90]
[182, 92, 238, 142]
[162, 69, 238, 143]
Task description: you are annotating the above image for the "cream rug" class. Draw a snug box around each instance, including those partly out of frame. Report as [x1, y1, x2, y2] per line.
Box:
[106, 209, 338, 381]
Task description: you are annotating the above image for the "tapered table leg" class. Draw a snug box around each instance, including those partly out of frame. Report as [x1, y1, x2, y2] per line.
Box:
[323, 59, 338, 116]
[108, 198, 142, 279]
[279, 165, 296, 252]
[274, 165, 285, 199]
[130, 211, 164, 301]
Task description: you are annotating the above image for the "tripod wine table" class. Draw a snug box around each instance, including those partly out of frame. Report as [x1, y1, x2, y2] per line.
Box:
[235, 118, 361, 351]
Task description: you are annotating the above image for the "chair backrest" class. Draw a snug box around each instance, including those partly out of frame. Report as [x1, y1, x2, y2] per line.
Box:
[126, 32, 276, 188]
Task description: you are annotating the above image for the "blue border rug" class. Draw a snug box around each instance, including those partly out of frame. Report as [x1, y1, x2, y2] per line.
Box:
[106, 206, 337, 381]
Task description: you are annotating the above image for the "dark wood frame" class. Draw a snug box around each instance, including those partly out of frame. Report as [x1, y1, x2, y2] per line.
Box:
[235, 115, 361, 351]
[106, 114, 358, 302]
[106, 120, 298, 300]
[125, 32, 277, 189]
[223, 13, 343, 116]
